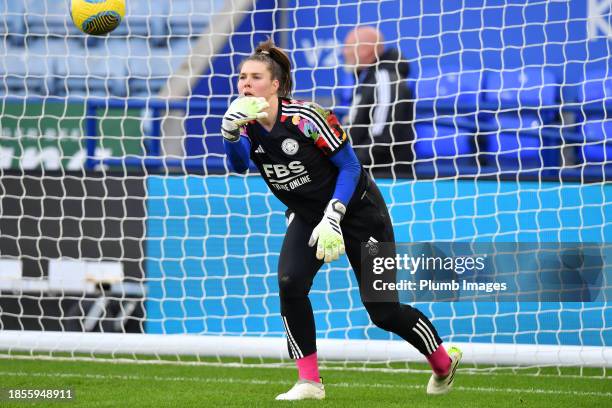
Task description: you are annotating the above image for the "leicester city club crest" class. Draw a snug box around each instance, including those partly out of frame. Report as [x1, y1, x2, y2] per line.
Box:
[281, 139, 299, 155]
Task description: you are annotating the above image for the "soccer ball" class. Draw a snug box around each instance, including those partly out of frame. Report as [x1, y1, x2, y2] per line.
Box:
[70, 0, 126, 36]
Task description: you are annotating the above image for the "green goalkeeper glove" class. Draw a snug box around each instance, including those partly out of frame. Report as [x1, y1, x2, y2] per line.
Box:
[221, 96, 269, 142]
[308, 199, 346, 263]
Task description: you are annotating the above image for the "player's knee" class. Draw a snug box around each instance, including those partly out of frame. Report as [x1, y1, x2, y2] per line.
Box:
[278, 274, 310, 299]
[365, 302, 400, 331]
[369, 311, 396, 331]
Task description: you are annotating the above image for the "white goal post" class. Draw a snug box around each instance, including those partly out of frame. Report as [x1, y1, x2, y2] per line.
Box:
[2, 332, 611, 368]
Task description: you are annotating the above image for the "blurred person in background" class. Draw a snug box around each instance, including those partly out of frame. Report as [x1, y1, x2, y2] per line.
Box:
[342, 26, 415, 178]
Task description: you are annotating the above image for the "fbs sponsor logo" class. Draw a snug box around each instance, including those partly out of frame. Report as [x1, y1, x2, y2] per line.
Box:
[263, 160, 312, 191]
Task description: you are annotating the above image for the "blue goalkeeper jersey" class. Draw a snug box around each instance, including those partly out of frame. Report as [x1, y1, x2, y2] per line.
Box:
[242, 97, 368, 223]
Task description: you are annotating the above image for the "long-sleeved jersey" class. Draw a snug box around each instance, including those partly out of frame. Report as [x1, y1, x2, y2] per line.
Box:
[229, 97, 369, 223]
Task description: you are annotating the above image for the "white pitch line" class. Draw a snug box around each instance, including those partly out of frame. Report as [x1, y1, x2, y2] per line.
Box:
[0, 371, 610, 398]
[1, 354, 609, 381]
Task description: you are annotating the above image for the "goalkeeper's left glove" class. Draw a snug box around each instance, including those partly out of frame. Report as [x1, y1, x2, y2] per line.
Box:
[221, 96, 269, 142]
[308, 199, 346, 263]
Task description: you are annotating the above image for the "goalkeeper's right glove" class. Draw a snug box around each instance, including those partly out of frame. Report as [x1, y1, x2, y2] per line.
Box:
[308, 199, 346, 263]
[221, 96, 269, 142]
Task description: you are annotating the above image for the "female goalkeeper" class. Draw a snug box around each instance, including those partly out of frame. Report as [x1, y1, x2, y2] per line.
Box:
[221, 39, 461, 401]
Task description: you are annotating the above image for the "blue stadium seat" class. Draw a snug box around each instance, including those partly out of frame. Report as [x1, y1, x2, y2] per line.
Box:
[55, 47, 127, 97]
[413, 68, 480, 166]
[1, 0, 25, 45]
[480, 124, 544, 170]
[0, 0, 19, 32]
[575, 69, 612, 164]
[56, 58, 93, 96]
[127, 56, 172, 94]
[126, 40, 190, 95]
[25, 0, 75, 39]
[113, 0, 167, 39]
[580, 120, 612, 163]
[415, 69, 481, 113]
[107, 39, 152, 58]
[575, 69, 612, 104]
[168, 0, 216, 36]
[481, 67, 559, 169]
[0, 44, 52, 95]
[45, 37, 189, 97]
[414, 121, 476, 160]
[29, 39, 72, 95]
[116, 0, 220, 42]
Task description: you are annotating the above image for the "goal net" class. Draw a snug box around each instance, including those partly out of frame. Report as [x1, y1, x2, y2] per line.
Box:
[0, 0, 610, 373]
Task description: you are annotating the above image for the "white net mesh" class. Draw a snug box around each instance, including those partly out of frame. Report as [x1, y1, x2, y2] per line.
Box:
[0, 0, 610, 373]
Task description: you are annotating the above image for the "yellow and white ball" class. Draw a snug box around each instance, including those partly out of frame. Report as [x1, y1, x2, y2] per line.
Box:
[70, 0, 125, 36]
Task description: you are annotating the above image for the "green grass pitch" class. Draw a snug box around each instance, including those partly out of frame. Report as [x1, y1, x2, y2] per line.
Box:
[1, 358, 610, 407]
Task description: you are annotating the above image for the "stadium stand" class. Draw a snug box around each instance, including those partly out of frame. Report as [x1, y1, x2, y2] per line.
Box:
[577, 68, 612, 165]
[413, 69, 482, 174]
[480, 67, 560, 170]
[0, 0, 610, 173]
[0, 0, 216, 98]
